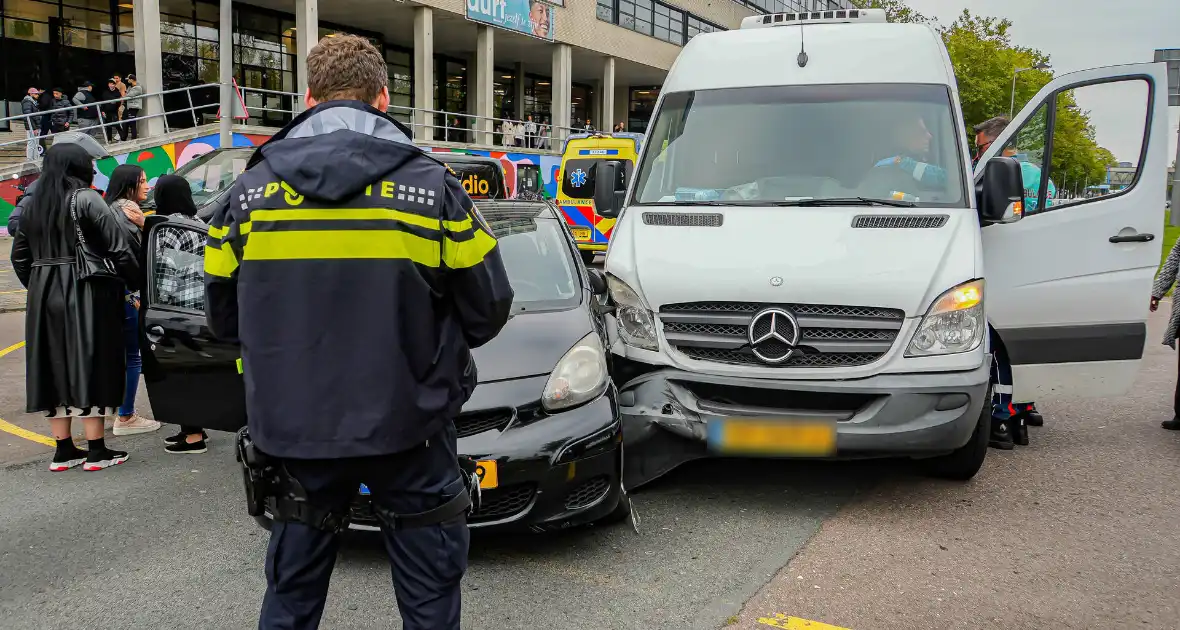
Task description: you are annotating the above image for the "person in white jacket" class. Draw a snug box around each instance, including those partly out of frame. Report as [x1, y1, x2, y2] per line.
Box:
[500, 118, 515, 147]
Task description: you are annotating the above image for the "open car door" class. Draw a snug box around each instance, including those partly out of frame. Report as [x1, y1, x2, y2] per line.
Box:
[975, 62, 1170, 400]
[140, 217, 246, 433]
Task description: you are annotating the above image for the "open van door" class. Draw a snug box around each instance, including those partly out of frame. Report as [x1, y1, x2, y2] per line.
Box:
[140, 218, 247, 433]
[976, 63, 1170, 400]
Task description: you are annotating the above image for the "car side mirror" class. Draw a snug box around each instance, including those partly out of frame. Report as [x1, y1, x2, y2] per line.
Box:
[593, 160, 627, 219]
[976, 156, 1024, 225]
[587, 268, 608, 295]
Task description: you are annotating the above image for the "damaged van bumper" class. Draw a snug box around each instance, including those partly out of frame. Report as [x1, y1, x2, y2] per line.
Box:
[618, 362, 991, 489]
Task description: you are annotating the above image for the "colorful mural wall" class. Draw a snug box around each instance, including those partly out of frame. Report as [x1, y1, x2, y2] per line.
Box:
[0, 132, 271, 235]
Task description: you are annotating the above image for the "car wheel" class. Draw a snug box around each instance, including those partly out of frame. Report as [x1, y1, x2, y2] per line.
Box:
[598, 485, 633, 526]
[254, 515, 272, 532]
[919, 386, 991, 481]
[581, 251, 597, 266]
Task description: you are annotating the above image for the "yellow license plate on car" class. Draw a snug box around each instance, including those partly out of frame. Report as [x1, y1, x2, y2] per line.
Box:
[707, 418, 836, 457]
[475, 460, 499, 489]
[571, 227, 591, 241]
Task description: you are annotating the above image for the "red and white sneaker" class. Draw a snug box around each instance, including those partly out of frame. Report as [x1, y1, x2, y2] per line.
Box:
[82, 448, 129, 471]
[49, 450, 88, 472]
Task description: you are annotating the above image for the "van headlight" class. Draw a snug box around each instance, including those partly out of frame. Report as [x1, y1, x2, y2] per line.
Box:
[606, 275, 659, 351]
[542, 333, 609, 412]
[906, 280, 985, 357]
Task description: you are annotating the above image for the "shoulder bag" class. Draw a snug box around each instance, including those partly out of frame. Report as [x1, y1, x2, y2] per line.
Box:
[70, 190, 120, 283]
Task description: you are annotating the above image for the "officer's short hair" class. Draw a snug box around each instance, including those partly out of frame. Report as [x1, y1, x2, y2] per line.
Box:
[306, 35, 388, 104]
[973, 116, 1010, 140]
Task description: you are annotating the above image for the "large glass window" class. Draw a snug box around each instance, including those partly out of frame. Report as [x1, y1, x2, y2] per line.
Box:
[385, 47, 413, 124]
[628, 86, 659, 132]
[493, 68, 515, 121]
[632, 84, 966, 207]
[597, 0, 722, 47]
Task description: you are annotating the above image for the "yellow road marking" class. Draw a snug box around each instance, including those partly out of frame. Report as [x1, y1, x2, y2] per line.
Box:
[758, 614, 851, 629]
[0, 418, 55, 447]
[0, 289, 26, 294]
[0, 341, 55, 447]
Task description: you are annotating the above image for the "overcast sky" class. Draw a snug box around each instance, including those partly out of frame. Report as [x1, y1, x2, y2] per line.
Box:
[905, 0, 1179, 167]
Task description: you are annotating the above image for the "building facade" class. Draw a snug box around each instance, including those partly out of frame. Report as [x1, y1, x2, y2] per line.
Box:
[1, 0, 854, 137]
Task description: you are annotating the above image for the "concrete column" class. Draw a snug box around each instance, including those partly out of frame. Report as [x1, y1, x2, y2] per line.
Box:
[615, 85, 629, 133]
[474, 26, 494, 146]
[294, 0, 319, 112]
[551, 43, 572, 145]
[218, 0, 232, 147]
[132, 0, 165, 137]
[601, 57, 616, 132]
[514, 62, 526, 121]
[413, 7, 434, 141]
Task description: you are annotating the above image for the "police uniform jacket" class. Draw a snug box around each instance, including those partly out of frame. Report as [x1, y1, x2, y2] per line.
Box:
[204, 100, 514, 459]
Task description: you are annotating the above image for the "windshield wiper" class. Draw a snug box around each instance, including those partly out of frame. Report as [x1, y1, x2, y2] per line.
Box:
[783, 197, 918, 208]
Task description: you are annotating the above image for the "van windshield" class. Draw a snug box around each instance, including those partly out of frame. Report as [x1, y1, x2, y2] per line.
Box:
[632, 84, 966, 207]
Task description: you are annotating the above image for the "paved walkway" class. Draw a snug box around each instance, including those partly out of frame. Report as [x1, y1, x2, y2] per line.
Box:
[0, 237, 26, 312]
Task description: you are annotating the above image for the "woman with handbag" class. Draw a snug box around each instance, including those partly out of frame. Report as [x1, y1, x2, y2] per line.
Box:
[103, 165, 161, 437]
[11, 143, 141, 471]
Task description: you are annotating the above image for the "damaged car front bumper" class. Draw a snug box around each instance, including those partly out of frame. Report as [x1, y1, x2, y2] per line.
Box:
[617, 363, 991, 489]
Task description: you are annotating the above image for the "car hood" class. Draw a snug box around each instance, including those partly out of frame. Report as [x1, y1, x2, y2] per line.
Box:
[619, 206, 978, 317]
[471, 303, 595, 383]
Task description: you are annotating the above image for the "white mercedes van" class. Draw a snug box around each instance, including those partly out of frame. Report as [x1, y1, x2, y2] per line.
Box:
[591, 9, 1171, 487]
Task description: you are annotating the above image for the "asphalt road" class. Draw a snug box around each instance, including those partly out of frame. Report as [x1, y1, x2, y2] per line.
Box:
[1, 302, 1178, 629]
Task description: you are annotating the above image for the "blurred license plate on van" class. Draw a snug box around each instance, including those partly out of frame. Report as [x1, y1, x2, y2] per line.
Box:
[707, 418, 836, 456]
[571, 228, 591, 241]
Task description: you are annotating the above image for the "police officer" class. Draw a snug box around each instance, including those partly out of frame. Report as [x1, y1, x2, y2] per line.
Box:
[203, 35, 513, 629]
[973, 116, 1052, 449]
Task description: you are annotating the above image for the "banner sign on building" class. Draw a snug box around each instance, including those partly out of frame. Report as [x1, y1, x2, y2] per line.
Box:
[466, 0, 555, 42]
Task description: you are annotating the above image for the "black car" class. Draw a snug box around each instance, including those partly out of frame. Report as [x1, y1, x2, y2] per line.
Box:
[138, 200, 629, 532]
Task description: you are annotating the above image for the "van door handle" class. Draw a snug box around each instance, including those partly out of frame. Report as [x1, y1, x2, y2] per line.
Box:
[1109, 233, 1154, 243]
[146, 325, 165, 343]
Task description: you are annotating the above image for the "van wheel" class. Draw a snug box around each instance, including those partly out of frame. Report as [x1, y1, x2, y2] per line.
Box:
[581, 251, 598, 266]
[919, 387, 991, 481]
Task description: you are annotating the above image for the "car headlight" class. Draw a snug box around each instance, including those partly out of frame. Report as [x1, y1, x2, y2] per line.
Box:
[606, 275, 659, 351]
[906, 279, 985, 357]
[542, 332, 609, 412]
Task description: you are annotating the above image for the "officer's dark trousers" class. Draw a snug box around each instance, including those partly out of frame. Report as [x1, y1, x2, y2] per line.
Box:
[259, 423, 469, 630]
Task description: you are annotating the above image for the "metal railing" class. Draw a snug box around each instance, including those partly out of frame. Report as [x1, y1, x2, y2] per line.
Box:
[0, 83, 222, 158]
[236, 85, 581, 150]
[1, 82, 580, 164]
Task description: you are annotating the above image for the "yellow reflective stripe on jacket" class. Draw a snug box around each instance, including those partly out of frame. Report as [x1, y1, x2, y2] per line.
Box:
[242, 229, 441, 266]
[205, 242, 240, 277]
[207, 221, 251, 240]
[251, 208, 440, 231]
[442, 217, 473, 232]
[443, 229, 497, 269]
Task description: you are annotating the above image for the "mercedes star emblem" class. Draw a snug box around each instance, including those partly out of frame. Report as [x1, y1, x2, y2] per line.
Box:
[770, 276, 783, 287]
[747, 307, 801, 364]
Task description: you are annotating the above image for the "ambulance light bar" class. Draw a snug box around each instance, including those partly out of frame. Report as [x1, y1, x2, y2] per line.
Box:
[740, 8, 887, 29]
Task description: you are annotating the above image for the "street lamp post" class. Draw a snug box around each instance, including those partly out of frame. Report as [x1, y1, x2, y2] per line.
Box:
[1010, 63, 1052, 118]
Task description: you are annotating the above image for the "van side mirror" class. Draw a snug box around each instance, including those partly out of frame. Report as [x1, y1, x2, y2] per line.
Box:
[587, 268, 608, 295]
[593, 160, 627, 219]
[976, 157, 1025, 225]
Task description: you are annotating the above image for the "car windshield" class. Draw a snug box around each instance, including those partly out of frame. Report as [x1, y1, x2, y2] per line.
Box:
[632, 84, 965, 207]
[147, 149, 252, 208]
[481, 207, 580, 311]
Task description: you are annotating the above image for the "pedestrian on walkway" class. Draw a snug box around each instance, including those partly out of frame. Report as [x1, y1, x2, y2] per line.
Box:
[37, 88, 55, 138]
[514, 117, 525, 148]
[104, 164, 161, 438]
[1150, 236, 1180, 431]
[500, 116, 516, 147]
[100, 79, 123, 142]
[72, 81, 102, 141]
[10, 143, 140, 472]
[122, 75, 144, 141]
[524, 114, 537, 149]
[150, 174, 210, 453]
[538, 117, 551, 150]
[205, 34, 512, 630]
[21, 87, 43, 160]
[47, 88, 74, 135]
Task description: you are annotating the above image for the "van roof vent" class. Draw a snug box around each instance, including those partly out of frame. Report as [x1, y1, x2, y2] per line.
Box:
[741, 8, 887, 29]
[852, 215, 948, 229]
[642, 212, 724, 227]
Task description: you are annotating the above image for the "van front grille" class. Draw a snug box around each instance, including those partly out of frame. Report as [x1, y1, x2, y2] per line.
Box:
[660, 301, 904, 368]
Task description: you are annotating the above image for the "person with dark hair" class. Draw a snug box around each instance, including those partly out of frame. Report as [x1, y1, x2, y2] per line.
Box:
[102, 79, 123, 142]
[104, 164, 161, 437]
[122, 74, 144, 140]
[47, 88, 74, 135]
[151, 174, 210, 453]
[10, 143, 140, 471]
[72, 81, 101, 141]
